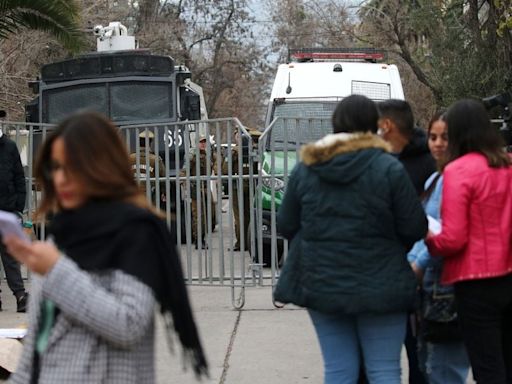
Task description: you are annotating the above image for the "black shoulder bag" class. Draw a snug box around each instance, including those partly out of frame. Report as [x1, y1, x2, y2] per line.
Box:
[421, 280, 463, 343]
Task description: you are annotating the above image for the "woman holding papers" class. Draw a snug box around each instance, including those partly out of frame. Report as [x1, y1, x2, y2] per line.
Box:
[2, 112, 207, 383]
[274, 95, 427, 384]
[408, 111, 470, 384]
[425, 99, 512, 384]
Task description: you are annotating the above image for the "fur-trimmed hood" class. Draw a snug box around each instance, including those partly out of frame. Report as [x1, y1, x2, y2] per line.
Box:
[300, 132, 392, 185]
[301, 132, 391, 165]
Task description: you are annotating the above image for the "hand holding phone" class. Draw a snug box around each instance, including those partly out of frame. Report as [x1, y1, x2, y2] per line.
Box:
[0, 210, 30, 242]
[3, 234, 60, 276]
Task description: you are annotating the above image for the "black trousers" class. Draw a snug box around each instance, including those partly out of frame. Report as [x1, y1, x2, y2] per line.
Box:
[0, 240, 25, 298]
[455, 273, 512, 384]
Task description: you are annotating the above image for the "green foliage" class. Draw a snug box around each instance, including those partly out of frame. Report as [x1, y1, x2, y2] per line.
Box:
[0, 0, 84, 52]
[495, 0, 512, 36]
[359, 0, 512, 107]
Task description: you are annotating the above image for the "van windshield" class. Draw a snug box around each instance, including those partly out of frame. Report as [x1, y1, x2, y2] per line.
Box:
[268, 101, 336, 150]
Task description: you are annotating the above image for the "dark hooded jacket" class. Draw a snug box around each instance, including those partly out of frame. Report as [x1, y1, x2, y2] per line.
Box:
[274, 132, 427, 314]
[0, 134, 26, 213]
[398, 127, 436, 195]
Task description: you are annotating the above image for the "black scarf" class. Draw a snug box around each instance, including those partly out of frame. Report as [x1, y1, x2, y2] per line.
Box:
[49, 200, 208, 376]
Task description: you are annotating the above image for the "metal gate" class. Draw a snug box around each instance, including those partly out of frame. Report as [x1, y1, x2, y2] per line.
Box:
[255, 116, 334, 306]
[1, 119, 260, 308]
[119, 118, 261, 309]
[1, 115, 333, 308]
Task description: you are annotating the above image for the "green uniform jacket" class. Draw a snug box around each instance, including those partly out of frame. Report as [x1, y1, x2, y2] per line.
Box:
[129, 148, 165, 177]
[184, 149, 218, 195]
[274, 132, 427, 315]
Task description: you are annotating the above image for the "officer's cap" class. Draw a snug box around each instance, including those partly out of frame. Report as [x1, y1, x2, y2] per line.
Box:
[199, 134, 207, 142]
[139, 130, 155, 139]
[247, 128, 262, 138]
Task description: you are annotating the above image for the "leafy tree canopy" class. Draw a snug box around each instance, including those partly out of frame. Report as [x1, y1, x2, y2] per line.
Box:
[0, 0, 84, 52]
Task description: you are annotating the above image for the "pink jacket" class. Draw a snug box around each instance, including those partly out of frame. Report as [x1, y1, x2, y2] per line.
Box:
[425, 152, 512, 284]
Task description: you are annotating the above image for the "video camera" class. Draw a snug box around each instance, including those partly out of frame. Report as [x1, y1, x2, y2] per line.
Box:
[482, 90, 512, 147]
[482, 90, 512, 111]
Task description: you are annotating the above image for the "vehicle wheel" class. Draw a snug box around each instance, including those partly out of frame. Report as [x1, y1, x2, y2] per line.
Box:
[248, 220, 283, 268]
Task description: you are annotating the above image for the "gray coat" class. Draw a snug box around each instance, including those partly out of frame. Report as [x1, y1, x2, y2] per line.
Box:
[9, 257, 157, 384]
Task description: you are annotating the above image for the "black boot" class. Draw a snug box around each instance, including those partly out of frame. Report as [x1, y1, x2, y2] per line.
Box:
[16, 292, 28, 313]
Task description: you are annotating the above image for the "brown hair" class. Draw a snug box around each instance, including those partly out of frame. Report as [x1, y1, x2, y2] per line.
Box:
[427, 110, 448, 171]
[421, 110, 446, 202]
[34, 112, 153, 215]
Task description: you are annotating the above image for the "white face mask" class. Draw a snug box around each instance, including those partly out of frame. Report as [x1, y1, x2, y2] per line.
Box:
[376, 128, 384, 137]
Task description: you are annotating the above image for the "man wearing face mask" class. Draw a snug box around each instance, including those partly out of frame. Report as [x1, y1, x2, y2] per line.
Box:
[376, 99, 435, 384]
[378, 100, 436, 195]
[0, 114, 29, 312]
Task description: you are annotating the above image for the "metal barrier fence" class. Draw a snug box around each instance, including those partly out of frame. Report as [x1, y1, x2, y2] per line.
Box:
[120, 118, 259, 309]
[255, 117, 333, 305]
[1, 116, 333, 308]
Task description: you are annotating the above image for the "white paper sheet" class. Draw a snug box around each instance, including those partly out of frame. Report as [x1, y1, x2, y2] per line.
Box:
[0, 328, 27, 339]
[0, 210, 30, 241]
[427, 215, 441, 235]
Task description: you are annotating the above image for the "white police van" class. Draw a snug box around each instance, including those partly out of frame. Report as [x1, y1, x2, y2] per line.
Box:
[266, 48, 404, 127]
[257, 48, 405, 266]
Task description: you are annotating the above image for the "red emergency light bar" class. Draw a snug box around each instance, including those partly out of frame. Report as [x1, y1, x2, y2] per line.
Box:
[289, 48, 386, 63]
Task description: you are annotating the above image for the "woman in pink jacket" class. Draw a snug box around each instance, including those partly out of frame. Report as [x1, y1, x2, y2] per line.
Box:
[425, 99, 512, 384]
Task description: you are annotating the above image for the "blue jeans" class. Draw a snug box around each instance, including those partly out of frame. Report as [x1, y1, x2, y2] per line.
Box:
[308, 310, 407, 384]
[418, 341, 470, 384]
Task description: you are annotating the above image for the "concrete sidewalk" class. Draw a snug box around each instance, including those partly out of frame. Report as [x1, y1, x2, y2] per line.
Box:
[156, 285, 323, 384]
[0, 283, 474, 383]
[0, 283, 322, 384]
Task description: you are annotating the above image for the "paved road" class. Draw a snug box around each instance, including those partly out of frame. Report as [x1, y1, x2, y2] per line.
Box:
[0, 280, 476, 384]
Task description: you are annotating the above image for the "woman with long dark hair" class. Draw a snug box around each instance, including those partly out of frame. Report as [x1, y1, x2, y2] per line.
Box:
[425, 99, 512, 384]
[2, 112, 208, 383]
[408, 111, 470, 383]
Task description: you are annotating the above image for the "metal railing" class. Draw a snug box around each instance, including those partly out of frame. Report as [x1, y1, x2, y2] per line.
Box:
[1, 116, 332, 308]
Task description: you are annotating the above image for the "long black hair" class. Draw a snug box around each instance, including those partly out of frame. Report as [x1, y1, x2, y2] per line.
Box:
[445, 99, 509, 167]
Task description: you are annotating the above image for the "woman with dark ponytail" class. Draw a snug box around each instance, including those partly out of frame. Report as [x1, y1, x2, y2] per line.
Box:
[275, 95, 427, 383]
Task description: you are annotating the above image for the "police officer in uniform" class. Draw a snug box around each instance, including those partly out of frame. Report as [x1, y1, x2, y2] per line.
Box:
[224, 129, 260, 251]
[129, 130, 165, 205]
[183, 135, 217, 248]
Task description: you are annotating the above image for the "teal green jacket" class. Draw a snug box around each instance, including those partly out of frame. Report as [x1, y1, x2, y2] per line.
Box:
[274, 133, 427, 314]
